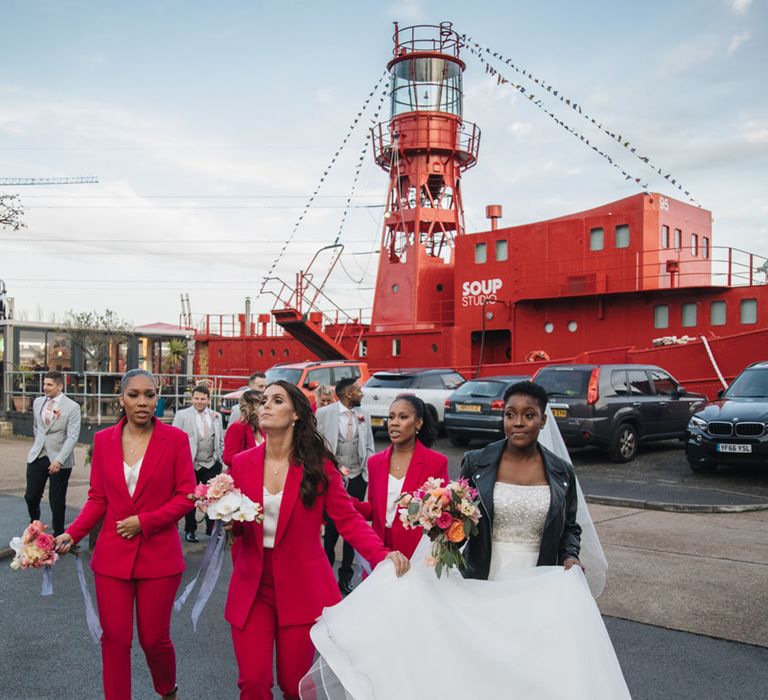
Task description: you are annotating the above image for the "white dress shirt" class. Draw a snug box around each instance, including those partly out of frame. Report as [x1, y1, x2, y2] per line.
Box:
[262, 487, 282, 549]
[337, 401, 358, 440]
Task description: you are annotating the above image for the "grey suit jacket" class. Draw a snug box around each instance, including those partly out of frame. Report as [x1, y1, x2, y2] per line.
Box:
[172, 406, 223, 462]
[27, 393, 81, 468]
[315, 403, 375, 481]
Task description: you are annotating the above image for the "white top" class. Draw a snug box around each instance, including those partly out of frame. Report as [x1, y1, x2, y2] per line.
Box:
[262, 487, 283, 549]
[385, 474, 405, 528]
[123, 457, 144, 497]
[492, 483, 551, 545]
[337, 401, 358, 439]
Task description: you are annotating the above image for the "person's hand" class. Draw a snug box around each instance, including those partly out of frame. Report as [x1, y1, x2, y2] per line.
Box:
[563, 557, 584, 571]
[54, 533, 74, 554]
[385, 551, 410, 577]
[116, 516, 142, 539]
[48, 461, 62, 474]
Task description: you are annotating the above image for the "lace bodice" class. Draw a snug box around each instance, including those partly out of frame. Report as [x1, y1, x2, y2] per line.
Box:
[492, 483, 550, 544]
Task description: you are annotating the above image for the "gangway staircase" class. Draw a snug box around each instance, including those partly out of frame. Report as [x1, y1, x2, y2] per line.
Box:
[262, 245, 366, 361]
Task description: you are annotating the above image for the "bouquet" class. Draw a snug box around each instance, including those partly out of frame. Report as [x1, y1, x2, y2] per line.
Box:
[191, 473, 264, 524]
[396, 477, 482, 578]
[9, 520, 59, 570]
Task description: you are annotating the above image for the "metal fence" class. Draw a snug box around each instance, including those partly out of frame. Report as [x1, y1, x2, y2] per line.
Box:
[2, 370, 251, 424]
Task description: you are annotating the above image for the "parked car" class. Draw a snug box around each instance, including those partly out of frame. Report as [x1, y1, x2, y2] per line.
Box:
[533, 364, 706, 462]
[443, 375, 531, 446]
[685, 361, 768, 473]
[220, 360, 369, 421]
[362, 368, 466, 432]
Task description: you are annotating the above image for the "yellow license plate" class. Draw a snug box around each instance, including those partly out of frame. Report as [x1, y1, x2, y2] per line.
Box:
[371, 417, 385, 427]
[456, 404, 482, 413]
[551, 408, 567, 418]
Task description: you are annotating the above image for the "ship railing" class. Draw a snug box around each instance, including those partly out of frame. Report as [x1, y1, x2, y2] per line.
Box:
[392, 23, 462, 58]
[189, 313, 288, 338]
[2, 370, 252, 424]
[511, 245, 767, 299]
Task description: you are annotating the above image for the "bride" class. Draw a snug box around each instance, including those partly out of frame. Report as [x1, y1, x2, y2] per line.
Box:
[300, 381, 630, 699]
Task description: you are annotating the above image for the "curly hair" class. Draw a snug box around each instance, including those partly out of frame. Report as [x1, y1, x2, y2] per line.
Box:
[238, 389, 263, 426]
[270, 380, 338, 507]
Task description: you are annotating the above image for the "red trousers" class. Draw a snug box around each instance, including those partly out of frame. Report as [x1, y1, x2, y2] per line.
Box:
[94, 572, 182, 700]
[230, 550, 315, 700]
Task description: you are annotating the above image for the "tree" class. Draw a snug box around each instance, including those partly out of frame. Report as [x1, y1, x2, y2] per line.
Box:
[0, 194, 25, 231]
[63, 308, 131, 372]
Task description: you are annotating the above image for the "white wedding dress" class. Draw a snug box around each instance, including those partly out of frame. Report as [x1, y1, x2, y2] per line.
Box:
[299, 411, 631, 699]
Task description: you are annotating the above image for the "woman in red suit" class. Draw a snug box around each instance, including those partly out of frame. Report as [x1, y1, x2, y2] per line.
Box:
[223, 389, 264, 468]
[357, 394, 449, 558]
[225, 380, 410, 700]
[54, 369, 196, 700]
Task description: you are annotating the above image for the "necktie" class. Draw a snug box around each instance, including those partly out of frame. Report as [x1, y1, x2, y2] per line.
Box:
[43, 399, 55, 427]
[346, 410, 354, 440]
[200, 412, 209, 438]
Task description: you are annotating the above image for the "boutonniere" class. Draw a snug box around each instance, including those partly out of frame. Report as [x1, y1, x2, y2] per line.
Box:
[211, 412, 220, 421]
[52, 409, 62, 420]
[357, 413, 366, 422]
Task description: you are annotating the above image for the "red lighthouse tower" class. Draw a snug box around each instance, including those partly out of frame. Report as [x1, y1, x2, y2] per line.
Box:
[369, 23, 480, 337]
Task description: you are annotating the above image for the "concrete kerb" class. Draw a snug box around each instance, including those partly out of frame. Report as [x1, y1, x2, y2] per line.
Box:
[586, 494, 768, 513]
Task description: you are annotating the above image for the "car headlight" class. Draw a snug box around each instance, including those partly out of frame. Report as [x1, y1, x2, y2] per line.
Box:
[688, 416, 708, 430]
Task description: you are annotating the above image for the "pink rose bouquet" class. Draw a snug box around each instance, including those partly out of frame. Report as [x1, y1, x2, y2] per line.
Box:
[9, 520, 59, 570]
[395, 477, 481, 578]
[190, 473, 264, 524]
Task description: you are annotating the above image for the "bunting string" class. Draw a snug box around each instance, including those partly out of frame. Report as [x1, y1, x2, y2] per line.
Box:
[261, 70, 389, 291]
[462, 34, 699, 206]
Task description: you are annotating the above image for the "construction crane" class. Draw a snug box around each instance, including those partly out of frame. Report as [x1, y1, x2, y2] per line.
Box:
[0, 176, 99, 186]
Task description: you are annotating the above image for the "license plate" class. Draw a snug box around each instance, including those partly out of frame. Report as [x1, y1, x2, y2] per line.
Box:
[716, 443, 752, 453]
[371, 417, 385, 427]
[551, 408, 567, 418]
[456, 404, 482, 413]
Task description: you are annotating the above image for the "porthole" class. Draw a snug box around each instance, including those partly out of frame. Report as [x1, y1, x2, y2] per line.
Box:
[436, 284, 444, 292]
[567, 321, 578, 332]
[392, 284, 399, 294]
[431, 344, 438, 352]
[544, 322, 554, 334]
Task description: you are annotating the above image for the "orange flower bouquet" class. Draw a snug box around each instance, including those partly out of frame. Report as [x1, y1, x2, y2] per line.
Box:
[395, 477, 481, 578]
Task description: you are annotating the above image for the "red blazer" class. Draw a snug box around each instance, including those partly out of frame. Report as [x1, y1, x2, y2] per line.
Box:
[223, 420, 258, 467]
[66, 418, 196, 580]
[357, 441, 449, 559]
[225, 443, 389, 629]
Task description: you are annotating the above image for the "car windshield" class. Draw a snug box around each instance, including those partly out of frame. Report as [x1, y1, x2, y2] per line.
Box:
[724, 369, 768, 398]
[265, 368, 303, 385]
[535, 369, 590, 398]
[365, 374, 415, 389]
[452, 380, 506, 398]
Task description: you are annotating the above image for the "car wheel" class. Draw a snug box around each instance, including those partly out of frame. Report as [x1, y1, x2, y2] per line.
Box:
[609, 423, 638, 463]
[448, 432, 471, 447]
[688, 459, 717, 474]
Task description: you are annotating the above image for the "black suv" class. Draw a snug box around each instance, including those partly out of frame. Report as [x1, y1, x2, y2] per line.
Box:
[685, 361, 768, 473]
[534, 364, 706, 462]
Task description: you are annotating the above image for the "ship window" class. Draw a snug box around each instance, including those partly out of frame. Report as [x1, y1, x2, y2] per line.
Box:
[475, 242, 487, 264]
[496, 240, 508, 261]
[589, 227, 604, 251]
[567, 321, 578, 332]
[682, 303, 697, 327]
[661, 225, 670, 248]
[702, 236, 710, 258]
[359, 339, 367, 357]
[674, 228, 682, 250]
[691, 233, 698, 256]
[654, 304, 669, 329]
[616, 224, 630, 249]
[544, 322, 554, 334]
[392, 338, 401, 356]
[710, 301, 726, 326]
[740, 299, 757, 324]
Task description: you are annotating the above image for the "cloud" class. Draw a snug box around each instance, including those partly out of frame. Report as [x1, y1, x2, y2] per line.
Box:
[507, 121, 533, 138]
[728, 0, 752, 15]
[727, 30, 751, 54]
[655, 35, 721, 77]
[388, 0, 424, 21]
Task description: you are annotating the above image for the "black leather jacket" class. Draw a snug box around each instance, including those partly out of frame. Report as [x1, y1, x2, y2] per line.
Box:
[460, 439, 581, 580]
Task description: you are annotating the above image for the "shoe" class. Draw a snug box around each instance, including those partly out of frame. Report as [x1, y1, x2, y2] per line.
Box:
[339, 580, 354, 596]
[184, 532, 199, 543]
[161, 685, 178, 699]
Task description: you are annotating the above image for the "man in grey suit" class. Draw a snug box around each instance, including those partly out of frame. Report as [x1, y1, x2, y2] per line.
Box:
[173, 383, 223, 542]
[25, 370, 81, 535]
[316, 377, 375, 595]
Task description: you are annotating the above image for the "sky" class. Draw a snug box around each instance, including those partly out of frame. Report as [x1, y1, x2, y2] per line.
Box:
[1, 0, 766, 328]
